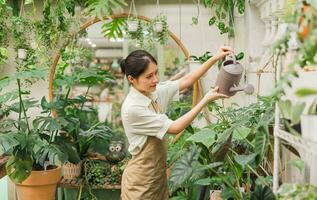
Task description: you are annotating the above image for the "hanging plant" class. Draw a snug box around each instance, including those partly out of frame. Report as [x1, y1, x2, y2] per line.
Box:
[127, 18, 139, 32]
[0, 3, 10, 67]
[11, 16, 33, 60]
[126, 19, 145, 47]
[204, 0, 245, 37]
[125, 0, 148, 48]
[152, 13, 169, 45]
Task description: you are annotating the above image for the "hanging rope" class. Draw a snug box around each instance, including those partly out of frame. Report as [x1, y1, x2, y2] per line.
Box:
[156, 0, 161, 15]
[128, 0, 137, 20]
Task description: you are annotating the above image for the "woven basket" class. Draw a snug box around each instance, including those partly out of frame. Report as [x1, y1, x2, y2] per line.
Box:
[62, 162, 82, 180]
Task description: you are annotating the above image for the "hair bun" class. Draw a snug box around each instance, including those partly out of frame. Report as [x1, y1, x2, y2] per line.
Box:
[120, 59, 126, 74]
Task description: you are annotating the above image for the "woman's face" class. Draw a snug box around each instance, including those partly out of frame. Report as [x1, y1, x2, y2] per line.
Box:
[128, 62, 159, 95]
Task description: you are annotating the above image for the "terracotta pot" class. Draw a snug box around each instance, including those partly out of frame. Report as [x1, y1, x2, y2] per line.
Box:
[16, 166, 62, 200]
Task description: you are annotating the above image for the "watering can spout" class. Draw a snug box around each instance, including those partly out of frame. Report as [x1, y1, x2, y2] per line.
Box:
[229, 84, 255, 95]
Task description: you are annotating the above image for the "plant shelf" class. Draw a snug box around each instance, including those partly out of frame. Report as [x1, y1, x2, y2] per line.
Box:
[58, 178, 121, 189]
[275, 129, 317, 155]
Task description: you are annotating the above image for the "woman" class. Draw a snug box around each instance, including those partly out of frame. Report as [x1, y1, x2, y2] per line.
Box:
[120, 47, 232, 200]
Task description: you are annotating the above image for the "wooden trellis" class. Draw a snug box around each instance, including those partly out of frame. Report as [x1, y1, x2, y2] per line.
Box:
[47, 13, 208, 144]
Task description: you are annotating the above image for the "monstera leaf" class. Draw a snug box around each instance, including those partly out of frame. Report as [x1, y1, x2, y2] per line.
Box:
[102, 18, 126, 39]
[6, 155, 33, 183]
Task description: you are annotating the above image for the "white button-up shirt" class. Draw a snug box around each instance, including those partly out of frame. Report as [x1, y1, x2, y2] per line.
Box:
[121, 80, 180, 155]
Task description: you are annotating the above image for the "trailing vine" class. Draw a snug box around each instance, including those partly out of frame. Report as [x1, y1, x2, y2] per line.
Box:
[152, 13, 169, 45]
[204, 0, 245, 37]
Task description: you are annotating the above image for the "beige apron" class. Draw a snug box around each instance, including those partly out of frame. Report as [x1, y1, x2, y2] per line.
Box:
[121, 99, 169, 200]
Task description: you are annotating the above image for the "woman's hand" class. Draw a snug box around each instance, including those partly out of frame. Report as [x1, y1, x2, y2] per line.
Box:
[213, 46, 233, 61]
[204, 86, 229, 101]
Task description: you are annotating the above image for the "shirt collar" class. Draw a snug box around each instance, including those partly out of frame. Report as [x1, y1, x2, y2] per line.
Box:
[129, 86, 158, 106]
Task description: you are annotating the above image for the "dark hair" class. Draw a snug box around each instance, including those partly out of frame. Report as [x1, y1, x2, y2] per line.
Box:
[120, 50, 157, 78]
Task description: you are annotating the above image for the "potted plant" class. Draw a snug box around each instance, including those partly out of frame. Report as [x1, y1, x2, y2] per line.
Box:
[127, 18, 138, 32]
[52, 64, 116, 179]
[168, 96, 276, 199]
[279, 99, 305, 135]
[125, 18, 144, 46]
[0, 68, 73, 200]
[152, 13, 169, 45]
[295, 88, 317, 142]
[12, 16, 33, 60]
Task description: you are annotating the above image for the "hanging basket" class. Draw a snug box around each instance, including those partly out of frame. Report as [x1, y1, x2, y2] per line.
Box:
[127, 20, 138, 32]
[154, 21, 163, 32]
[62, 161, 82, 180]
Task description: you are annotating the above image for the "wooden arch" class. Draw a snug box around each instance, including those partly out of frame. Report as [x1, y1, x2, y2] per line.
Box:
[48, 13, 200, 143]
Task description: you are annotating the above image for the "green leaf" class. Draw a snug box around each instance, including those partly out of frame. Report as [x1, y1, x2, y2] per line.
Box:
[308, 99, 317, 115]
[191, 17, 198, 25]
[235, 52, 244, 60]
[0, 90, 20, 104]
[169, 146, 203, 192]
[254, 127, 268, 165]
[296, 88, 317, 97]
[53, 136, 81, 164]
[208, 17, 216, 26]
[234, 153, 257, 168]
[0, 133, 20, 154]
[85, 0, 127, 18]
[279, 99, 292, 120]
[255, 176, 273, 187]
[24, 0, 33, 5]
[250, 185, 276, 200]
[194, 177, 212, 186]
[232, 126, 251, 140]
[6, 155, 33, 183]
[186, 128, 216, 148]
[102, 18, 126, 39]
[291, 102, 305, 125]
[288, 158, 305, 173]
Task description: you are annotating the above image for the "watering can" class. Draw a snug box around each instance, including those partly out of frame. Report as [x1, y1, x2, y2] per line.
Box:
[215, 54, 254, 96]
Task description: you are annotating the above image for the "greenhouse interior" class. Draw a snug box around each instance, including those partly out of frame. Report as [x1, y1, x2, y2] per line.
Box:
[0, 0, 317, 199]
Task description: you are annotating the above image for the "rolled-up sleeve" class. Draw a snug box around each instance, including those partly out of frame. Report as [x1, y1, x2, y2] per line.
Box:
[127, 105, 173, 139]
